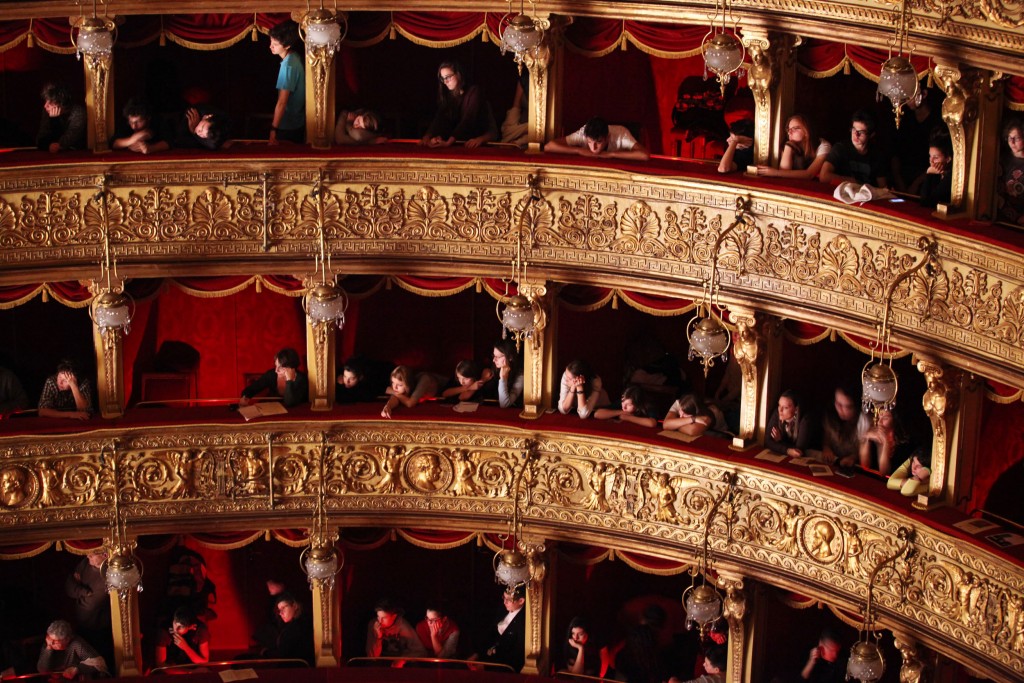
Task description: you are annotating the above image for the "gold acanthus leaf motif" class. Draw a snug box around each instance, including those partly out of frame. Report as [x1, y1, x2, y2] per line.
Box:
[612, 200, 665, 256]
[405, 186, 452, 240]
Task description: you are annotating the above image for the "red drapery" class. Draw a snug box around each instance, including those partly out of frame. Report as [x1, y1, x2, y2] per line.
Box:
[796, 39, 931, 82]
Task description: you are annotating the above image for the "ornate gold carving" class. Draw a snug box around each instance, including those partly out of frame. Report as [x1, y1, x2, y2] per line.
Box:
[741, 31, 773, 166]
[893, 634, 926, 683]
[917, 358, 960, 498]
[932, 63, 978, 209]
[306, 42, 336, 149]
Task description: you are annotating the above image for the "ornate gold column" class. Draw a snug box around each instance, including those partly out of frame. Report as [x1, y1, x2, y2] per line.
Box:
[524, 42, 550, 154]
[717, 572, 747, 683]
[740, 31, 772, 166]
[962, 71, 1003, 221]
[522, 535, 549, 675]
[916, 357, 961, 508]
[107, 579, 143, 676]
[730, 309, 772, 449]
[520, 284, 555, 419]
[311, 577, 340, 666]
[306, 319, 336, 411]
[931, 62, 979, 214]
[92, 314, 124, 419]
[82, 53, 113, 154]
[305, 39, 337, 149]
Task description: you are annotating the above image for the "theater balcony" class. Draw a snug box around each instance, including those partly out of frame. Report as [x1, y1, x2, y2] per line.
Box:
[0, 2, 1023, 683]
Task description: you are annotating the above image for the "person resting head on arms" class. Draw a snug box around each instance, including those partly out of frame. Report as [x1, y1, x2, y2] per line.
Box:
[366, 598, 427, 658]
[415, 603, 460, 659]
[545, 116, 650, 161]
[239, 347, 308, 409]
[756, 114, 831, 180]
[37, 82, 86, 153]
[717, 118, 755, 174]
[558, 359, 611, 419]
[858, 407, 911, 476]
[439, 359, 494, 403]
[594, 385, 657, 428]
[562, 616, 600, 677]
[38, 619, 108, 679]
[174, 105, 230, 151]
[112, 97, 168, 155]
[155, 607, 210, 667]
[381, 365, 445, 418]
[38, 359, 93, 421]
[663, 393, 713, 437]
[492, 340, 524, 408]
[916, 136, 953, 208]
[886, 446, 931, 497]
[335, 108, 388, 145]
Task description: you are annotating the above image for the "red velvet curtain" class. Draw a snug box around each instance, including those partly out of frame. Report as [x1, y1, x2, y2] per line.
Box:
[797, 39, 931, 81]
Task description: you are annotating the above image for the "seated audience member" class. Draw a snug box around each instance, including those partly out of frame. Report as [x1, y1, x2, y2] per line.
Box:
[917, 136, 953, 208]
[335, 109, 387, 145]
[558, 360, 611, 419]
[890, 92, 942, 192]
[998, 117, 1024, 226]
[492, 340, 524, 408]
[858, 407, 912, 476]
[439, 360, 494, 403]
[562, 616, 600, 677]
[545, 116, 650, 160]
[887, 445, 931, 497]
[264, 593, 314, 666]
[37, 620, 108, 678]
[337, 357, 393, 404]
[111, 97, 168, 155]
[421, 60, 496, 149]
[670, 644, 726, 683]
[821, 384, 860, 468]
[800, 628, 845, 683]
[500, 70, 530, 147]
[65, 550, 110, 651]
[594, 385, 658, 428]
[37, 83, 86, 153]
[240, 348, 308, 409]
[415, 604, 460, 659]
[717, 118, 754, 174]
[477, 587, 526, 673]
[173, 106, 230, 150]
[0, 364, 28, 416]
[155, 608, 210, 667]
[267, 20, 305, 145]
[380, 365, 445, 418]
[756, 114, 831, 180]
[612, 604, 671, 683]
[366, 598, 427, 658]
[38, 359, 93, 420]
[819, 110, 888, 187]
[764, 390, 813, 457]
[251, 579, 287, 657]
[663, 393, 714, 437]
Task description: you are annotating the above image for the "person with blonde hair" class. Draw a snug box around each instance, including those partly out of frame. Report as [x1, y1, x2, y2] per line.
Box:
[756, 114, 831, 180]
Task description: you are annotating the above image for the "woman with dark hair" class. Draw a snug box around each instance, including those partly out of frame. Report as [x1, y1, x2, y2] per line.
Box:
[421, 60, 496, 149]
[37, 83, 86, 152]
[765, 389, 813, 457]
[999, 118, 1024, 226]
[562, 617, 600, 676]
[439, 359, 494, 403]
[492, 340, 524, 408]
[822, 384, 860, 467]
[663, 393, 714, 437]
[595, 385, 658, 428]
[558, 359, 610, 419]
[266, 20, 305, 144]
[858, 407, 911, 476]
[240, 348, 308, 408]
[887, 445, 931, 497]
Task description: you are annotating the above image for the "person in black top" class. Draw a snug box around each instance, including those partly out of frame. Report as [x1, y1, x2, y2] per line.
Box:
[820, 110, 888, 187]
[265, 593, 314, 666]
[112, 97, 168, 155]
[37, 83, 86, 152]
[240, 348, 308, 409]
[421, 60, 497, 149]
[478, 587, 526, 673]
[173, 105, 230, 150]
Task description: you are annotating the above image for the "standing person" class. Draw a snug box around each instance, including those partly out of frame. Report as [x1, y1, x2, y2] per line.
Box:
[998, 118, 1024, 227]
[239, 348, 308, 409]
[36, 83, 86, 153]
[38, 359, 93, 420]
[819, 110, 888, 187]
[492, 340, 524, 409]
[154, 608, 210, 667]
[267, 20, 305, 145]
[478, 587, 526, 673]
[365, 598, 427, 658]
[558, 360, 610, 419]
[421, 60, 497, 149]
[37, 620, 108, 678]
[65, 550, 110, 657]
[415, 604, 460, 659]
[756, 114, 831, 180]
[545, 116, 650, 161]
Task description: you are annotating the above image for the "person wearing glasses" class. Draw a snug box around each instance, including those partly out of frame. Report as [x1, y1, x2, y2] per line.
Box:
[819, 109, 888, 187]
[415, 604, 460, 658]
[421, 60, 497, 149]
[756, 114, 831, 180]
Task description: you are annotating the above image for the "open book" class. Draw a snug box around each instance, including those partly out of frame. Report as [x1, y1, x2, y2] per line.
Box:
[237, 401, 288, 421]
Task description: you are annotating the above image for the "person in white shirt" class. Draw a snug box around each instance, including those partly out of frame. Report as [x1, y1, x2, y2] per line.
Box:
[545, 117, 649, 160]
